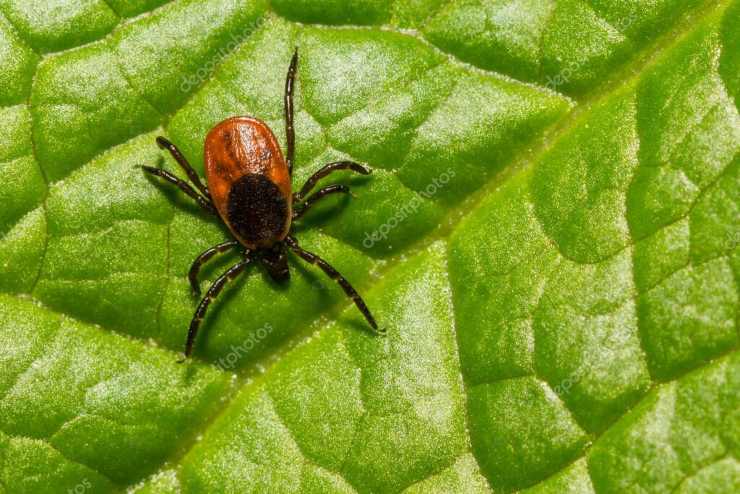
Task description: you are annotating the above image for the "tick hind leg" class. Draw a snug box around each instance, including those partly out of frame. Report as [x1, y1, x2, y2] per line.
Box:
[183, 255, 253, 359]
[141, 166, 216, 215]
[188, 240, 240, 295]
[285, 236, 380, 332]
[295, 161, 371, 201]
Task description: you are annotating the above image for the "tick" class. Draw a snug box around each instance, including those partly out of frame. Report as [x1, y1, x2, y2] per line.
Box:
[142, 50, 380, 359]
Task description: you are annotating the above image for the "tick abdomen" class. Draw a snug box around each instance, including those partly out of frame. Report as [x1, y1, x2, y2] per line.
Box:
[227, 174, 289, 248]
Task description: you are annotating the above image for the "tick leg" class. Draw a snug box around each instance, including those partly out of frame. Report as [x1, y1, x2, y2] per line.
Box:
[188, 240, 240, 295]
[295, 161, 371, 201]
[156, 136, 211, 198]
[183, 256, 253, 359]
[285, 236, 380, 332]
[141, 166, 216, 215]
[293, 184, 350, 220]
[285, 49, 298, 176]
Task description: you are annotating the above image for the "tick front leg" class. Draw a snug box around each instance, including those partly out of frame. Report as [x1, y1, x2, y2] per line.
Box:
[293, 184, 350, 220]
[285, 236, 380, 332]
[156, 136, 211, 198]
[284, 49, 298, 176]
[188, 241, 240, 295]
[141, 166, 216, 215]
[182, 256, 253, 359]
[295, 161, 371, 201]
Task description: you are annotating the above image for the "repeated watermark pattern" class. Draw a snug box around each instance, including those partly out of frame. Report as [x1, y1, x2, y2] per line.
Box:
[215, 322, 273, 370]
[722, 230, 740, 251]
[551, 323, 634, 396]
[179, 18, 264, 94]
[362, 168, 456, 249]
[545, 13, 638, 91]
[68, 479, 91, 494]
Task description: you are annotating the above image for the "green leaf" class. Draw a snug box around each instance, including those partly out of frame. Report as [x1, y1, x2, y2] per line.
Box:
[0, 0, 737, 492]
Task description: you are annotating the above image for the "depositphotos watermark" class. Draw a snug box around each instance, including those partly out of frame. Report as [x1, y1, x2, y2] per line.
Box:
[179, 18, 264, 94]
[722, 231, 740, 250]
[545, 13, 637, 91]
[362, 168, 456, 249]
[215, 322, 273, 370]
[68, 479, 91, 494]
[552, 328, 633, 396]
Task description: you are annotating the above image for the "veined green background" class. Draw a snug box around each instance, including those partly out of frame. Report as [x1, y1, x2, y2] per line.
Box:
[0, 0, 737, 492]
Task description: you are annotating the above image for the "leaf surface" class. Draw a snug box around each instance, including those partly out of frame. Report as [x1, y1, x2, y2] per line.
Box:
[0, 0, 737, 492]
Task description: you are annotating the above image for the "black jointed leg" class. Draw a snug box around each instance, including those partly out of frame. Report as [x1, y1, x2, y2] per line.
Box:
[183, 256, 253, 359]
[285, 236, 379, 332]
[188, 241, 240, 295]
[293, 184, 350, 220]
[284, 49, 298, 176]
[156, 136, 210, 197]
[296, 161, 371, 201]
[141, 166, 216, 215]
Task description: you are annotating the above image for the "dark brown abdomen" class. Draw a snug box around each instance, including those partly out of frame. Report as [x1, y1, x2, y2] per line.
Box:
[204, 117, 292, 249]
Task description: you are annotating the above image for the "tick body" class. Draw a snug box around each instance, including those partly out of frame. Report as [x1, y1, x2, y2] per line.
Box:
[205, 117, 292, 250]
[142, 50, 380, 359]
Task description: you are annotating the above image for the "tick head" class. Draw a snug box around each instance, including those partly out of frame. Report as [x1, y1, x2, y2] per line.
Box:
[261, 244, 290, 283]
